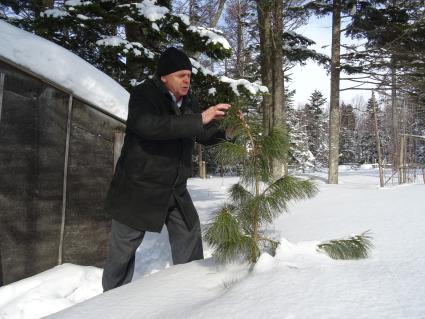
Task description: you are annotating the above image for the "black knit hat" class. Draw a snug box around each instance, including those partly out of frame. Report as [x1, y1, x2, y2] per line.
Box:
[157, 47, 192, 76]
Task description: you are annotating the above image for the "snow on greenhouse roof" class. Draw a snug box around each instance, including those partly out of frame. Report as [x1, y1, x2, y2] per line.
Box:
[0, 20, 129, 121]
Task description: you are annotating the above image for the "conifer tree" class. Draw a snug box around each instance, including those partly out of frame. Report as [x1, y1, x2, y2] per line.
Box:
[339, 102, 357, 164]
[303, 90, 328, 167]
[357, 96, 385, 164]
[4, 0, 232, 89]
[288, 106, 314, 172]
[205, 102, 317, 263]
[205, 101, 373, 263]
[286, 89, 313, 172]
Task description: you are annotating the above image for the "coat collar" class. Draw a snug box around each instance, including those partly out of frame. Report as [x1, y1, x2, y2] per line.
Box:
[152, 75, 193, 115]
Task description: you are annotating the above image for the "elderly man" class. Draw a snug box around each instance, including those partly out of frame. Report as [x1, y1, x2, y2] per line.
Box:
[102, 47, 230, 291]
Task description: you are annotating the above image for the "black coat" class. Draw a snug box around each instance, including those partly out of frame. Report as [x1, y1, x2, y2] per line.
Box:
[105, 77, 224, 232]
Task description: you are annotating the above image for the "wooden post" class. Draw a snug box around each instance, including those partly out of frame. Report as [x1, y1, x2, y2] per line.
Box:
[58, 94, 73, 265]
[198, 143, 203, 178]
[201, 161, 206, 179]
[399, 134, 405, 184]
[371, 91, 385, 187]
[422, 168, 425, 184]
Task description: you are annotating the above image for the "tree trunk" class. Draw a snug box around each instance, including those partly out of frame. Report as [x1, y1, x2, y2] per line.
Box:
[328, 0, 341, 184]
[189, 0, 198, 25]
[372, 91, 384, 187]
[235, 0, 244, 78]
[256, 0, 287, 179]
[198, 143, 204, 178]
[210, 0, 227, 28]
[271, 0, 287, 178]
[256, 0, 273, 136]
[390, 59, 400, 183]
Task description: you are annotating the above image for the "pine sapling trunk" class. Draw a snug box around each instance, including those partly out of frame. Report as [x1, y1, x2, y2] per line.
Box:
[241, 115, 261, 263]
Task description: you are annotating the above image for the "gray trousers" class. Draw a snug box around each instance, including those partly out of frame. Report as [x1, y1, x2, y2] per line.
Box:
[102, 203, 204, 292]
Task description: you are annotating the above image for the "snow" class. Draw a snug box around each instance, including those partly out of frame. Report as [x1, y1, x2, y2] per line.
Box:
[96, 37, 155, 60]
[0, 264, 102, 319]
[151, 22, 160, 32]
[135, 0, 169, 22]
[187, 26, 231, 50]
[285, 30, 315, 44]
[1, 169, 424, 319]
[96, 36, 128, 47]
[40, 9, 70, 18]
[0, 20, 129, 120]
[64, 0, 92, 7]
[220, 76, 269, 96]
[190, 58, 214, 76]
[175, 13, 190, 26]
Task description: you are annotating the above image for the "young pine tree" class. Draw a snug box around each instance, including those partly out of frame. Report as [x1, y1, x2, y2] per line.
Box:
[205, 101, 373, 264]
[204, 102, 318, 263]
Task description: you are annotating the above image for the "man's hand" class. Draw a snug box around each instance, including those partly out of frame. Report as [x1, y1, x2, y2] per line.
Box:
[201, 103, 231, 125]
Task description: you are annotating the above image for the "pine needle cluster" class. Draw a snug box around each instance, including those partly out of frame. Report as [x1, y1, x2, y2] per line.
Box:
[317, 231, 374, 260]
[205, 101, 318, 263]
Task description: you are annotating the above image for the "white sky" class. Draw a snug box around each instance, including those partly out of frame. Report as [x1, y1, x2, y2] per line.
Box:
[291, 15, 371, 108]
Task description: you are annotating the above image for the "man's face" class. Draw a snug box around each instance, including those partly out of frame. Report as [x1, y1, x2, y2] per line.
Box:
[160, 70, 191, 101]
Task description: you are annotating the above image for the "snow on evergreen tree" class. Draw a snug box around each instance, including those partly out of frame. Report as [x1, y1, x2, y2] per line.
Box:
[0, 0, 271, 124]
[302, 90, 328, 168]
[286, 89, 314, 172]
[32, 0, 231, 89]
[356, 101, 375, 164]
[339, 102, 357, 164]
[356, 95, 387, 164]
[287, 107, 314, 172]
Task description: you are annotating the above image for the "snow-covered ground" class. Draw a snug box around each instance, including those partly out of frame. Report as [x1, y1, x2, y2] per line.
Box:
[1, 168, 424, 319]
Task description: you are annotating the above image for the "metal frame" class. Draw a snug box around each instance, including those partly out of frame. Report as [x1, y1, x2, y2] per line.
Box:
[0, 56, 125, 124]
[0, 73, 5, 125]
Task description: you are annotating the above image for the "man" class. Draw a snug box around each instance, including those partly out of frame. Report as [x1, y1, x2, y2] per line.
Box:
[102, 47, 230, 291]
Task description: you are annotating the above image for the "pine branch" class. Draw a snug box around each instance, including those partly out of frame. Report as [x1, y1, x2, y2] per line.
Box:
[212, 140, 247, 165]
[259, 127, 288, 163]
[204, 205, 254, 262]
[229, 183, 253, 205]
[317, 231, 374, 260]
